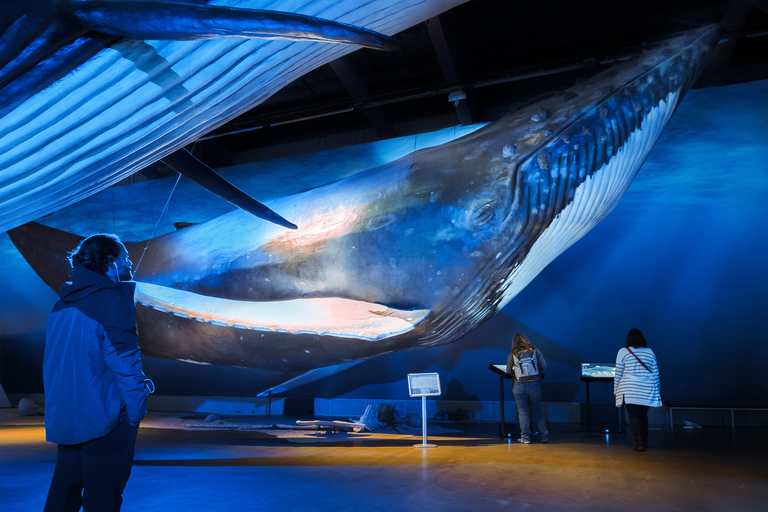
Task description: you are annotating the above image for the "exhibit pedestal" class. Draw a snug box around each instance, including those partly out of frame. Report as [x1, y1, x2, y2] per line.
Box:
[414, 395, 436, 448]
[489, 364, 514, 438]
[581, 376, 624, 433]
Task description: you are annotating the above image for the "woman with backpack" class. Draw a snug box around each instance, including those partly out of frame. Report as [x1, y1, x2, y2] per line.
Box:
[507, 333, 548, 444]
[614, 328, 662, 452]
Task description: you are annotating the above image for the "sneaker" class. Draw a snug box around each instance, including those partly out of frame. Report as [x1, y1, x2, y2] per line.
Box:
[517, 437, 531, 444]
[540, 435, 549, 444]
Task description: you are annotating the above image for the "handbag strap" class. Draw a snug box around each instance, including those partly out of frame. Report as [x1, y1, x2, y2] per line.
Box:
[626, 347, 651, 372]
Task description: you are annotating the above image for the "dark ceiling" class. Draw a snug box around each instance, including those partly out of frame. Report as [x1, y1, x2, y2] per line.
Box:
[188, 0, 768, 169]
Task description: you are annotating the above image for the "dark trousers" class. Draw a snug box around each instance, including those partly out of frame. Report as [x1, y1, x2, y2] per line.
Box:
[625, 403, 649, 446]
[44, 418, 138, 512]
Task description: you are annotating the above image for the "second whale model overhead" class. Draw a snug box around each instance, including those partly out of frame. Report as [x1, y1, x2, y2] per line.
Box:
[9, 25, 720, 388]
[0, 0, 466, 233]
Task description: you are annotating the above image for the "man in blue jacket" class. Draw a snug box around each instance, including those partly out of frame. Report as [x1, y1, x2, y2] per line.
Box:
[43, 234, 153, 512]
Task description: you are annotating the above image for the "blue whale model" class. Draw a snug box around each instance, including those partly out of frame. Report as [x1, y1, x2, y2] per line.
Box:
[0, 0, 465, 233]
[9, 25, 720, 388]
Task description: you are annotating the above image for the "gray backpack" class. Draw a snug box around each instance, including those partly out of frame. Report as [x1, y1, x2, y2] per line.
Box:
[513, 349, 540, 382]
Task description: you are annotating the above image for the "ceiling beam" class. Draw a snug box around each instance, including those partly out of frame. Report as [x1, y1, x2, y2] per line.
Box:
[426, 13, 479, 125]
[698, 0, 754, 87]
[744, 0, 768, 13]
[329, 57, 395, 138]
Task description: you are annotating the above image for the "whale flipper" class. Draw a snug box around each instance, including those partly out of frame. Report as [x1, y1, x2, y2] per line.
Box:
[255, 361, 363, 397]
[70, 1, 400, 50]
[161, 149, 298, 229]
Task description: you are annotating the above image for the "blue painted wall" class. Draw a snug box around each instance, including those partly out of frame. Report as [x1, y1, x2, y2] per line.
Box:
[1, 80, 766, 406]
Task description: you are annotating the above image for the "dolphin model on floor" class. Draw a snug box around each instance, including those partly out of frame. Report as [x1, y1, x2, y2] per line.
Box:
[9, 25, 720, 392]
[0, 0, 466, 233]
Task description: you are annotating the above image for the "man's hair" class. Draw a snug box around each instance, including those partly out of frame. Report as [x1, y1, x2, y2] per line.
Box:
[69, 234, 124, 274]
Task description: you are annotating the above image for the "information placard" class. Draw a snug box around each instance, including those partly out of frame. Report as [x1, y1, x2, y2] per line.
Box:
[407, 372, 441, 397]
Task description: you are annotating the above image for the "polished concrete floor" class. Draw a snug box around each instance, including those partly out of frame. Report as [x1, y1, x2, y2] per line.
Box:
[2, 409, 767, 512]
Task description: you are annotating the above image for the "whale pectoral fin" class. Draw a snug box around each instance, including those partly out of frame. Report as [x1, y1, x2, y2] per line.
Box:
[135, 282, 430, 341]
[161, 149, 298, 230]
[172, 222, 198, 230]
[255, 361, 364, 398]
[68, 1, 400, 50]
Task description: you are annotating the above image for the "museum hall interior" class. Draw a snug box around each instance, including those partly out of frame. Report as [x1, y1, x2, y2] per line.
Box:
[1, 0, 767, 510]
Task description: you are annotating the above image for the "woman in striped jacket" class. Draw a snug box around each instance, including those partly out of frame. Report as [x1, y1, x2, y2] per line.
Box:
[614, 328, 661, 452]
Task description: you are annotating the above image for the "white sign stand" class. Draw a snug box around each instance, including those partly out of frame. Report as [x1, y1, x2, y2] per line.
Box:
[407, 372, 441, 449]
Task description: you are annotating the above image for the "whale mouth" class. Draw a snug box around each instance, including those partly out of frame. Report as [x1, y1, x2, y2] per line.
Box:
[135, 282, 430, 342]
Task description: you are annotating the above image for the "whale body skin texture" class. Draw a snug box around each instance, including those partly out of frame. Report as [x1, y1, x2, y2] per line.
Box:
[9, 25, 720, 377]
[0, 0, 465, 233]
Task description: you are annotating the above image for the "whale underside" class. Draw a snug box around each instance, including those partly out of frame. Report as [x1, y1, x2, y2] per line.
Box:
[9, 24, 720, 393]
[0, 0, 467, 233]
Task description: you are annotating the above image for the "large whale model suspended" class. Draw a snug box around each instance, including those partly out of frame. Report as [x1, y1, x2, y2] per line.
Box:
[10, 25, 720, 393]
[0, 0, 466, 233]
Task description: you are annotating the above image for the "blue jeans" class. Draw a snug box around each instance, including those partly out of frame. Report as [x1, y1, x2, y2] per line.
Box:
[513, 380, 548, 441]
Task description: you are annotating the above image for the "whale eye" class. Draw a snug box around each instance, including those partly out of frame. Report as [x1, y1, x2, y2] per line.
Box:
[473, 202, 496, 225]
